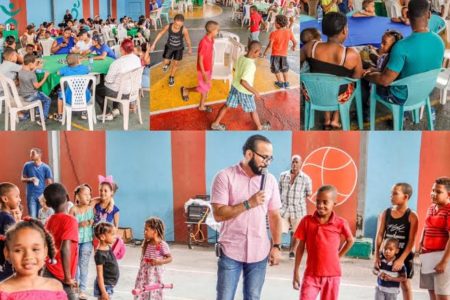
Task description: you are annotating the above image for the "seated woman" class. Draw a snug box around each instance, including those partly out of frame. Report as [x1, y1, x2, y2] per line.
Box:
[89, 35, 116, 60]
[300, 11, 363, 129]
[352, 0, 376, 17]
[391, 6, 409, 25]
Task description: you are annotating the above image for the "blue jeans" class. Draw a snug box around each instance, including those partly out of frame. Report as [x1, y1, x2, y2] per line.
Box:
[26, 193, 40, 218]
[142, 67, 150, 88]
[76, 242, 93, 292]
[216, 254, 268, 300]
[25, 91, 51, 118]
[94, 278, 114, 298]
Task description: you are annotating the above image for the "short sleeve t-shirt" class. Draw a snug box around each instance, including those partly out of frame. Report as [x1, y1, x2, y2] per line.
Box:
[18, 69, 38, 98]
[197, 35, 214, 72]
[294, 211, 353, 277]
[386, 32, 444, 100]
[0, 211, 15, 281]
[45, 213, 79, 281]
[250, 11, 263, 33]
[90, 44, 116, 59]
[0, 61, 22, 81]
[269, 29, 295, 57]
[59, 64, 91, 105]
[55, 37, 76, 55]
[232, 55, 256, 95]
[95, 248, 119, 286]
[377, 255, 406, 293]
[22, 161, 53, 198]
[422, 203, 450, 253]
[143, 241, 171, 261]
[94, 203, 120, 224]
[75, 40, 92, 52]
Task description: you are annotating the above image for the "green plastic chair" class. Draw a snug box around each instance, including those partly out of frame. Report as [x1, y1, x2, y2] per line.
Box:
[429, 14, 446, 34]
[346, 10, 355, 17]
[300, 14, 316, 23]
[161, 6, 170, 24]
[369, 68, 441, 131]
[301, 73, 363, 131]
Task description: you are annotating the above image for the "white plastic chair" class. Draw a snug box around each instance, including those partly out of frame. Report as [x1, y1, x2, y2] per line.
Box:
[242, 4, 251, 27]
[0, 74, 46, 131]
[186, 0, 194, 12]
[60, 75, 97, 130]
[111, 45, 122, 58]
[232, 0, 243, 21]
[220, 31, 240, 42]
[150, 8, 163, 30]
[265, 10, 277, 32]
[101, 27, 116, 46]
[117, 27, 128, 44]
[40, 38, 54, 56]
[102, 67, 144, 130]
[212, 38, 233, 88]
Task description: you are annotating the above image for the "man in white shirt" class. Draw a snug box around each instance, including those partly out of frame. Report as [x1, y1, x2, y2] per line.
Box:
[71, 30, 92, 56]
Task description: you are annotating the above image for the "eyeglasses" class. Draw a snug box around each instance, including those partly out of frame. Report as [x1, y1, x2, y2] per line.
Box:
[252, 150, 274, 163]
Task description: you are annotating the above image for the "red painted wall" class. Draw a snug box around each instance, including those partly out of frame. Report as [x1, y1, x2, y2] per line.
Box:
[416, 132, 450, 248]
[83, 0, 91, 19]
[59, 132, 106, 201]
[292, 131, 361, 233]
[111, 0, 117, 19]
[171, 131, 207, 243]
[10, 0, 27, 34]
[0, 132, 48, 216]
[93, 0, 100, 17]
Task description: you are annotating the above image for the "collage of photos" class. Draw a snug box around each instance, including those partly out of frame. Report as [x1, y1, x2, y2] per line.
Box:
[0, 0, 448, 300]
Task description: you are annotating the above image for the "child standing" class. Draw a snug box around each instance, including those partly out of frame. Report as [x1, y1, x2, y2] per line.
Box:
[94, 176, 120, 228]
[419, 177, 450, 299]
[69, 184, 95, 300]
[0, 183, 21, 281]
[374, 183, 419, 300]
[211, 41, 271, 131]
[43, 183, 79, 300]
[38, 195, 54, 224]
[134, 217, 173, 300]
[94, 222, 120, 300]
[0, 218, 66, 299]
[249, 6, 264, 41]
[151, 14, 192, 87]
[293, 185, 354, 300]
[263, 15, 297, 89]
[18, 54, 51, 121]
[374, 238, 407, 299]
[180, 21, 220, 112]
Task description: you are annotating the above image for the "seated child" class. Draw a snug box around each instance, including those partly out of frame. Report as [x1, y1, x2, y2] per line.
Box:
[361, 30, 403, 71]
[373, 238, 407, 299]
[391, 7, 410, 25]
[353, 0, 376, 17]
[300, 28, 321, 73]
[55, 53, 91, 121]
[38, 195, 54, 224]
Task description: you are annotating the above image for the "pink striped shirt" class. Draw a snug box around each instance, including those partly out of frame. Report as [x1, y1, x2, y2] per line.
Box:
[211, 163, 281, 263]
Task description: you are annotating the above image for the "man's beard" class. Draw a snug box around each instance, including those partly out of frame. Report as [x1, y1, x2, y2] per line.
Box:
[249, 157, 263, 175]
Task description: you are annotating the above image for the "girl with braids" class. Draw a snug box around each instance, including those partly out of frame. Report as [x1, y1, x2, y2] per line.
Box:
[134, 217, 172, 300]
[94, 222, 119, 300]
[0, 218, 67, 299]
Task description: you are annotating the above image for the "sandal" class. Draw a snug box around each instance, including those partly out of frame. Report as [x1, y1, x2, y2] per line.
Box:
[211, 123, 226, 130]
[260, 121, 271, 130]
[331, 123, 342, 130]
[199, 106, 212, 113]
[180, 86, 189, 102]
[323, 124, 332, 130]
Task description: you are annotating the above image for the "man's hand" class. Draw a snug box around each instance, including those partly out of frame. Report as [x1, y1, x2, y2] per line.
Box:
[293, 271, 301, 290]
[435, 260, 448, 274]
[100, 292, 110, 300]
[63, 277, 77, 289]
[248, 190, 265, 208]
[392, 258, 405, 272]
[269, 247, 280, 266]
[374, 256, 381, 269]
[188, 48, 192, 55]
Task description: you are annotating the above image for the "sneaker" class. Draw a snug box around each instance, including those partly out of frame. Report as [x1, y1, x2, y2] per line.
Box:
[97, 113, 114, 121]
[112, 108, 120, 117]
[289, 252, 295, 260]
[284, 82, 290, 89]
[162, 64, 170, 72]
[55, 114, 63, 123]
[168, 76, 175, 87]
[274, 81, 284, 89]
[81, 111, 87, 120]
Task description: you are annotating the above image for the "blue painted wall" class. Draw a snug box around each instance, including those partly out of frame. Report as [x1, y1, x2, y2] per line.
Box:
[117, 0, 128, 19]
[100, 0, 109, 19]
[0, 0, 14, 24]
[54, 0, 75, 23]
[126, 0, 145, 20]
[26, 0, 52, 26]
[363, 132, 422, 240]
[106, 132, 175, 241]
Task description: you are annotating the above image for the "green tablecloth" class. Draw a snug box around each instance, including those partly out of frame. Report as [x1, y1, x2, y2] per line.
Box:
[375, 1, 387, 17]
[3, 30, 18, 41]
[254, 2, 271, 12]
[112, 27, 139, 37]
[38, 54, 114, 95]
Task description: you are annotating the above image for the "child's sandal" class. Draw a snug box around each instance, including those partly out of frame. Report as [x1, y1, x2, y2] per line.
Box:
[180, 87, 189, 102]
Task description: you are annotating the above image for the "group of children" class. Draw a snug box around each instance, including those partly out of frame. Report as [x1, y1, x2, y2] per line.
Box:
[0, 177, 173, 300]
[293, 177, 450, 300]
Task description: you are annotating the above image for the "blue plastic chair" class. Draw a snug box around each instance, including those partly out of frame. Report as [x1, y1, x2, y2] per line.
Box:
[369, 68, 441, 130]
[300, 14, 316, 23]
[429, 14, 446, 34]
[301, 73, 363, 130]
[346, 10, 355, 17]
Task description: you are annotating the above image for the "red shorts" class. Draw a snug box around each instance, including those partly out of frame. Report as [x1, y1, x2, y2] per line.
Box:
[300, 275, 341, 300]
[196, 70, 212, 94]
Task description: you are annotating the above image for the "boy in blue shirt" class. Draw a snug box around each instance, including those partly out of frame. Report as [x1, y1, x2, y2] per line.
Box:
[55, 53, 91, 121]
[89, 35, 116, 60]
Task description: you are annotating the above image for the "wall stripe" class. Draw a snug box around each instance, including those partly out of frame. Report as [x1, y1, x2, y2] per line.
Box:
[83, 0, 91, 19]
[292, 131, 361, 233]
[416, 132, 450, 248]
[10, 0, 27, 34]
[145, 0, 150, 17]
[93, 0, 100, 16]
[171, 131, 207, 243]
[111, 0, 117, 18]
[59, 132, 106, 200]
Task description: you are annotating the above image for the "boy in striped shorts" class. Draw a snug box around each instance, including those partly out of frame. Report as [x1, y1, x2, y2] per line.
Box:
[211, 41, 271, 130]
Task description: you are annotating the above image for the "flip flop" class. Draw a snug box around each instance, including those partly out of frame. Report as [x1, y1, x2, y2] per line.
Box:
[331, 123, 342, 130]
[199, 106, 212, 113]
[180, 87, 189, 102]
[323, 124, 332, 130]
[260, 121, 271, 130]
[211, 123, 226, 131]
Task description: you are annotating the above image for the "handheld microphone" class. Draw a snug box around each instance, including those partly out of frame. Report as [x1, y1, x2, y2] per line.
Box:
[260, 168, 268, 191]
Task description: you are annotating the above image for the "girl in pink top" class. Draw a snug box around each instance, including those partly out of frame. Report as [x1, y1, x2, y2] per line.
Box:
[0, 218, 67, 300]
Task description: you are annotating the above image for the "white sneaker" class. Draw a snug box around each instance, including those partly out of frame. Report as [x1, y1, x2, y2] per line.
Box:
[112, 108, 120, 117]
[97, 113, 114, 121]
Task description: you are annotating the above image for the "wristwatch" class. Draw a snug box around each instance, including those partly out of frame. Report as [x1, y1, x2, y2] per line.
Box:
[272, 244, 281, 251]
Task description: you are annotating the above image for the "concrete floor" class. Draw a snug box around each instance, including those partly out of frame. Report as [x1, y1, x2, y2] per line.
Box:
[0, 90, 150, 131]
[79, 244, 429, 300]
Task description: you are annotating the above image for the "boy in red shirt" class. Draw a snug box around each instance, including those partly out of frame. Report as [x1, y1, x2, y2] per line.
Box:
[293, 185, 354, 300]
[249, 6, 265, 42]
[180, 20, 219, 112]
[419, 177, 450, 299]
[263, 14, 297, 89]
[43, 183, 79, 300]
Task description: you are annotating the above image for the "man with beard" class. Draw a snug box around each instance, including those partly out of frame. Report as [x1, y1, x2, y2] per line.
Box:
[21, 148, 53, 218]
[211, 134, 282, 300]
[279, 155, 312, 259]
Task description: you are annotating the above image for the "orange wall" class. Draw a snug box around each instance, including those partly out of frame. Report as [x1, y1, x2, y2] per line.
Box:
[111, 0, 117, 19]
[93, 0, 100, 16]
[10, 0, 27, 34]
[59, 132, 106, 201]
[83, 0, 91, 19]
[171, 131, 207, 243]
[292, 131, 361, 233]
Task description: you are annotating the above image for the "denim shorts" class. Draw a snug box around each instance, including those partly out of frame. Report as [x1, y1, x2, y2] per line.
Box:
[94, 278, 114, 298]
